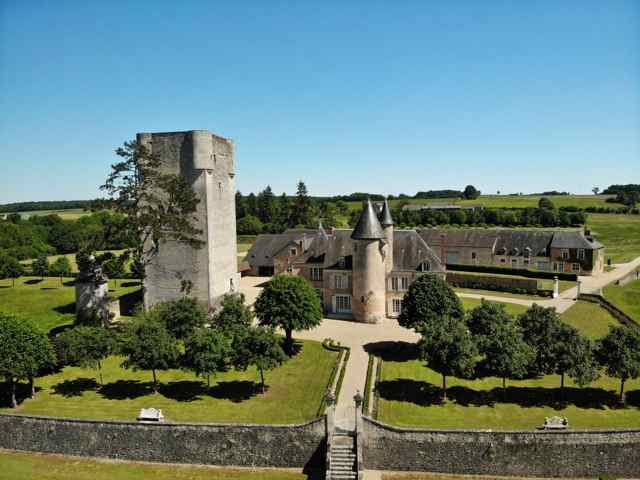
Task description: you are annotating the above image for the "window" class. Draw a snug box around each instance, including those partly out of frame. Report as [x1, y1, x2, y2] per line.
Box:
[290, 248, 297, 256]
[511, 259, 518, 268]
[334, 295, 352, 313]
[537, 261, 547, 271]
[418, 262, 430, 272]
[391, 277, 399, 291]
[578, 249, 585, 260]
[562, 249, 570, 260]
[554, 262, 564, 272]
[334, 274, 350, 289]
[311, 267, 323, 281]
[286, 265, 293, 273]
[572, 263, 580, 273]
[401, 277, 409, 290]
[523, 259, 530, 266]
[500, 258, 506, 264]
[392, 298, 402, 314]
[471, 252, 477, 260]
[337, 256, 346, 268]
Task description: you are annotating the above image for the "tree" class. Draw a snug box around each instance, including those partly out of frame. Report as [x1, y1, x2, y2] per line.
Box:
[517, 305, 561, 375]
[57, 326, 114, 385]
[235, 191, 247, 218]
[232, 326, 287, 393]
[212, 293, 254, 335]
[50, 256, 71, 286]
[398, 274, 464, 332]
[0, 254, 24, 287]
[183, 328, 231, 387]
[100, 252, 127, 288]
[245, 193, 258, 217]
[100, 140, 204, 288]
[237, 215, 263, 235]
[257, 185, 277, 224]
[0, 314, 55, 407]
[292, 181, 313, 227]
[552, 324, 599, 395]
[32, 254, 50, 279]
[592, 187, 600, 195]
[466, 300, 511, 347]
[538, 197, 555, 210]
[119, 316, 180, 392]
[277, 193, 292, 226]
[597, 326, 640, 402]
[462, 185, 480, 200]
[482, 319, 533, 389]
[418, 316, 477, 401]
[254, 275, 322, 354]
[152, 297, 207, 341]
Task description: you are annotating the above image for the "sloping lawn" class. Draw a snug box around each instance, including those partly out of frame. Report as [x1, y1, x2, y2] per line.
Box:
[0, 340, 337, 424]
[604, 278, 640, 322]
[559, 300, 620, 340]
[0, 276, 141, 332]
[0, 450, 309, 480]
[587, 213, 640, 263]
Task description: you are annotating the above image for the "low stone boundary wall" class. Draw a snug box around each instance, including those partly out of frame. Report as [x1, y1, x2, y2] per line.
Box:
[578, 293, 638, 328]
[0, 414, 326, 468]
[362, 416, 640, 477]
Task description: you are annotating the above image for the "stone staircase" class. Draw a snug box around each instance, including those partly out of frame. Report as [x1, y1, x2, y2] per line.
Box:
[328, 430, 357, 479]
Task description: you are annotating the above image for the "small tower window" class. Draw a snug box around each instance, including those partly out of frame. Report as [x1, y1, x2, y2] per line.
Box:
[418, 262, 430, 272]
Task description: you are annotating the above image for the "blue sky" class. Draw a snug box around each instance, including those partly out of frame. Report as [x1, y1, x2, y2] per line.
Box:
[1, 0, 638, 203]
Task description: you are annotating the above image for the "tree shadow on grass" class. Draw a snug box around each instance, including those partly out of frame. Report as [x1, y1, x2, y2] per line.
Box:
[62, 280, 76, 287]
[51, 378, 98, 397]
[0, 381, 40, 407]
[208, 380, 262, 403]
[98, 380, 153, 400]
[364, 340, 419, 362]
[24, 279, 43, 285]
[120, 281, 141, 288]
[53, 302, 76, 315]
[159, 381, 208, 402]
[118, 289, 142, 316]
[377, 379, 630, 411]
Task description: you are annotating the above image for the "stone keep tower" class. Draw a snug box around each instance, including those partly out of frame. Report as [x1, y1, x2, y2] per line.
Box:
[137, 130, 241, 311]
[351, 199, 387, 324]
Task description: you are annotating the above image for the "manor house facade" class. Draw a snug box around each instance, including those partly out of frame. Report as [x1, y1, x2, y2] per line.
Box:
[246, 199, 445, 323]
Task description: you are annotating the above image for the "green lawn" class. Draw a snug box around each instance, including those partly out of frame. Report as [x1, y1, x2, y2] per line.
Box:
[459, 297, 529, 317]
[0, 276, 141, 333]
[587, 213, 640, 263]
[376, 301, 635, 430]
[604, 278, 640, 322]
[0, 450, 310, 480]
[1, 339, 337, 424]
[559, 300, 620, 340]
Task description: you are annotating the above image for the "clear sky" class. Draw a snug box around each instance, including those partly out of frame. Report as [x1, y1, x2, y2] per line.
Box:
[1, 0, 638, 203]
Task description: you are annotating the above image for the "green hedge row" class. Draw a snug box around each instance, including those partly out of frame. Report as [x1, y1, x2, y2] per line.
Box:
[446, 263, 578, 281]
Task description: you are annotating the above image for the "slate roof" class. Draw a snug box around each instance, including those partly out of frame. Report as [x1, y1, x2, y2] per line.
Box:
[419, 229, 498, 249]
[393, 230, 444, 272]
[379, 199, 395, 226]
[494, 230, 553, 256]
[246, 229, 315, 267]
[351, 199, 386, 240]
[551, 231, 604, 250]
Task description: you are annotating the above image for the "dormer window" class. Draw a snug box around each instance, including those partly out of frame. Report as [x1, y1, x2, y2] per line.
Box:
[418, 261, 430, 272]
[290, 248, 297, 256]
[338, 256, 346, 268]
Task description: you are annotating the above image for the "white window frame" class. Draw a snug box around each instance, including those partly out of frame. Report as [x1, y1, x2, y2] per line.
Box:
[401, 277, 409, 290]
[290, 248, 297, 256]
[311, 267, 323, 281]
[392, 298, 402, 314]
[418, 262, 430, 272]
[572, 263, 581, 273]
[578, 249, 585, 260]
[511, 258, 518, 268]
[554, 262, 564, 272]
[562, 249, 570, 260]
[391, 277, 399, 291]
[334, 273, 350, 290]
[333, 295, 352, 313]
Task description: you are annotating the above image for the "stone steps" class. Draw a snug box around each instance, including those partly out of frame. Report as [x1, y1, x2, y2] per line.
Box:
[329, 432, 357, 480]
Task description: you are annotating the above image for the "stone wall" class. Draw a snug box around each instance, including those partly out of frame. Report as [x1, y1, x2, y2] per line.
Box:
[361, 416, 640, 477]
[579, 293, 639, 328]
[0, 414, 325, 468]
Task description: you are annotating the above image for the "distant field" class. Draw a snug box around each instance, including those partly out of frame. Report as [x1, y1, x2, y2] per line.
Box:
[604, 278, 640, 322]
[20, 249, 129, 273]
[0, 450, 308, 480]
[8, 208, 90, 220]
[587, 213, 640, 263]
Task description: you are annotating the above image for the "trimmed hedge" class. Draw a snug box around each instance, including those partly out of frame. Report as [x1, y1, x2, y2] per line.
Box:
[446, 263, 578, 281]
[446, 272, 548, 296]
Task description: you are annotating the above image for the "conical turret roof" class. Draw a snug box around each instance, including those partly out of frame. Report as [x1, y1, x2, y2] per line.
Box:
[351, 199, 386, 240]
[380, 198, 394, 226]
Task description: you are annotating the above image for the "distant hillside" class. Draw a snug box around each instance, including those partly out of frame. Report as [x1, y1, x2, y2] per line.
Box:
[0, 200, 93, 213]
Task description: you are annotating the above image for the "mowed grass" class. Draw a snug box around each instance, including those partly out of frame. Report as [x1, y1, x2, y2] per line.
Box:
[604, 278, 640, 322]
[376, 301, 637, 430]
[459, 297, 528, 317]
[1, 340, 337, 424]
[0, 450, 309, 480]
[0, 276, 141, 332]
[586, 213, 640, 263]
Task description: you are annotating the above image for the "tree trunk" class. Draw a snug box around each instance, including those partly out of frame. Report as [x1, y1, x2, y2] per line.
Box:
[260, 368, 265, 394]
[285, 329, 293, 355]
[152, 369, 158, 393]
[502, 376, 506, 389]
[12, 277, 15, 288]
[9, 378, 17, 408]
[620, 378, 626, 403]
[207, 375, 210, 388]
[29, 377, 35, 398]
[98, 361, 103, 386]
[59, 275, 63, 287]
[442, 374, 447, 402]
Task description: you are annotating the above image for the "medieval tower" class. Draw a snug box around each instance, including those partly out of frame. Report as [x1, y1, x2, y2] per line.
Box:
[138, 130, 240, 311]
[351, 199, 388, 323]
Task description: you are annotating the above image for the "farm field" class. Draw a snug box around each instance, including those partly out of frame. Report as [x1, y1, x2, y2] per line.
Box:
[7, 208, 90, 220]
[586, 213, 640, 263]
[0, 450, 310, 480]
[604, 278, 640, 322]
[0, 276, 141, 332]
[375, 301, 634, 430]
[0, 340, 337, 424]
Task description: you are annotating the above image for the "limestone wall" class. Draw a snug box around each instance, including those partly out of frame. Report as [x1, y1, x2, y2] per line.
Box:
[0, 414, 325, 468]
[361, 416, 640, 477]
[352, 240, 386, 323]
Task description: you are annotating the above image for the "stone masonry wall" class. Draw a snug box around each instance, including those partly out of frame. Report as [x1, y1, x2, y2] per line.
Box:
[0, 414, 326, 468]
[362, 417, 640, 477]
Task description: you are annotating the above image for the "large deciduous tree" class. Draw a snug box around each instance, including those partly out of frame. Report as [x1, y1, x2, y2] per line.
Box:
[597, 326, 640, 402]
[0, 314, 55, 407]
[119, 315, 180, 392]
[51, 256, 72, 286]
[212, 293, 254, 335]
[418, 316, 477, 401]
[183, 328, 231, 387]
[232, 326, 287, 393]
[57, 326, 115, 385]
[152, 297, 207, 341]
[32, 254, 50, 279]
[100, 140, 204, 284]
[517, 305, 562, 376]
[254, 275, 322, 355]
[553, 324, 599, 395]
[0, 254, 24, 287]
[398, 274, 464, 332]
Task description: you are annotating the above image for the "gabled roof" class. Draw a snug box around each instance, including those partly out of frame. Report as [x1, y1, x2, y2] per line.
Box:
[393, 230, 445, 272]
[419, 229, 498, 249]
[495, 230, 553, 256]
[551, 231, 604, 250]
[247, 230, 314, 267]
[351, 199, 385, 240]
